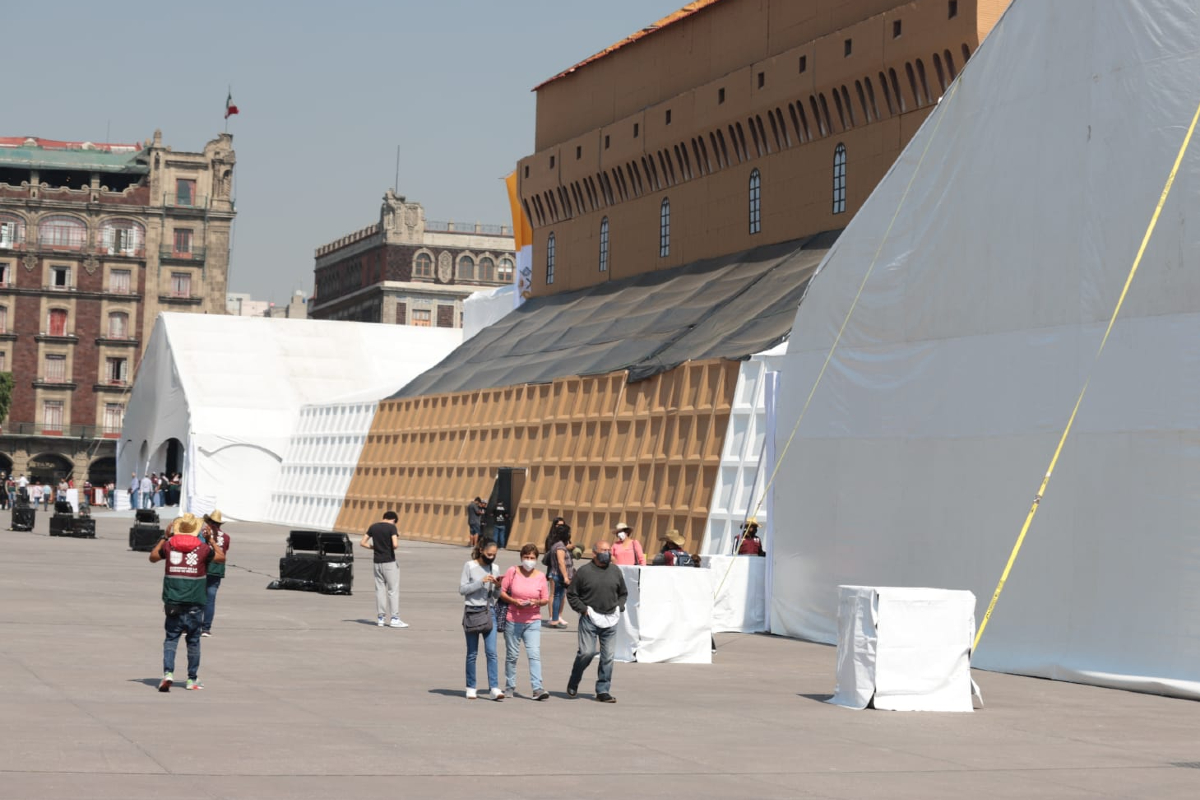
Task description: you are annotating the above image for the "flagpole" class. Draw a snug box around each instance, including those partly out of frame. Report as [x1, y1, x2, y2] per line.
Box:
[225, 85, 230, 133]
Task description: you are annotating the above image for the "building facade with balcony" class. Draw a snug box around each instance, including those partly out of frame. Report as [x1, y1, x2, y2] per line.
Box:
[309, 190, 515, 327]
[0, 131, 236, 485]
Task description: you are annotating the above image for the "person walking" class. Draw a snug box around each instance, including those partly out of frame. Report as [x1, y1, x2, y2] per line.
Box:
[128, 473, 139, 510]
[360, 510, 407, 628]
[459, 537, 503, 700]
[546, 523, 575, 629]
[566, 540, 627, 703]
[493, 502, 510, 550]
[610, 521, 645, 566]
[140, 474, 153, 509]
[200, 510, 230, 637]
[466, 496, 485, 549]
[500, 544, 550, 700]
[149, 513, 225, 692]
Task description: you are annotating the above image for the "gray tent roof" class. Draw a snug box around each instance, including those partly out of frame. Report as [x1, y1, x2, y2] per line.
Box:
[393, 230, 838, 398]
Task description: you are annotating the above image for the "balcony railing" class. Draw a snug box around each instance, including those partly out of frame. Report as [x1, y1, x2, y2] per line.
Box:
[164, 193, 208, 209]
[425, 220, 512, 236]
[95, 245, 147, 258]
[1, 422, 115, 439]
[159, 247, 205, 263]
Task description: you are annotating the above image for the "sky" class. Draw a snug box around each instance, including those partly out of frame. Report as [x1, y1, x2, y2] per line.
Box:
[5, 0, 686, 304]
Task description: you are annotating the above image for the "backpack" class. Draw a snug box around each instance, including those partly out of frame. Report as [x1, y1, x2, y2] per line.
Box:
[668, 549, 693, 567]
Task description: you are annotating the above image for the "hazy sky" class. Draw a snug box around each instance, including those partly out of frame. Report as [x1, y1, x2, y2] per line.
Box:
[5, 0, 685, 303]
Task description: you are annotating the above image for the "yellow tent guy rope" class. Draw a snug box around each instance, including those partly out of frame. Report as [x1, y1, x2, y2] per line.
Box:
[973, 98, 1200, 651]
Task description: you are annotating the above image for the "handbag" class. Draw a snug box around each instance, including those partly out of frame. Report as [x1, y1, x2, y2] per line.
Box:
[462, 604, 492, 635]
[495, 568, 515, 634]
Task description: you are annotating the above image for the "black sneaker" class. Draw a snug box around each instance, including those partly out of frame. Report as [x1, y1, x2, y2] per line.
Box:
[595, 693, 617, 703]
[566, 686, 578, 698]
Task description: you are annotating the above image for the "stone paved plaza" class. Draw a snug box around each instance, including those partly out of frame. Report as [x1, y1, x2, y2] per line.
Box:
[2, 511, 1198, 799]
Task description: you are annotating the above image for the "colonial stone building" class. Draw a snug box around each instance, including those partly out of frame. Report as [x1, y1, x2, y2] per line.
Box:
[0, 131, 236, 485]
[309, 190, 514, 326]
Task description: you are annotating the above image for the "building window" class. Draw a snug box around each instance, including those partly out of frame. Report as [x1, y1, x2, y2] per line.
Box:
[833, 144, 847, 214]
[948, 0, 958, 18]
[412, 309, 432, 327]
[173, 229, 193, 255]
[0, 263, 8, 286]
[749, 169, 762, 235]
[414, 252, 433, 279]
[0, 304, 6, 333]
[110, 269, 132, 294]
[108, 311, 129, 338]
[666, 109, 672, 125]
[604, 135, 611, 150]
[0, 213, 25, 249]
[546, 233, 556, 285]
[550, 155, 556, 168]
[599, 217, 610, 272]
[576, 145, 582, 160]
[498, 257, 514, 283]
[51, 265, 70, 289]
[798, 55, 807, 73]
[0, 350, 5, 371]
[659, 198, 671, 258]
[171, 272, 192, 298]
[176, 179, 196, 206]
[757, 72, 765, 89]
[844, 39, 852, 57]
[43, 400, 64, 431]
[893, 20, 902, 38]
[633, 123, 640, 138]
[47, 308, 67, 336]
[106, 357, 128, 383]
[718, 87, 726, 104]
[479, 256, 495, 282]
[45, 354, 66, 382]
[457, 255, 475, 281]
[100, 219, 145, 256]
[103, 403, 124, 433]
[38, 215, 86, 251]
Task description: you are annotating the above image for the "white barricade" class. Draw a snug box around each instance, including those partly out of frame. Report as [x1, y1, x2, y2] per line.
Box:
[830, 586, 978, 712]
[614, 565, 713, 664]
[705, 555, 768, 633]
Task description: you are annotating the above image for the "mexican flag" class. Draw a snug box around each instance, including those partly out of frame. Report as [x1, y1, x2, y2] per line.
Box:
[225, 91, 239, 119]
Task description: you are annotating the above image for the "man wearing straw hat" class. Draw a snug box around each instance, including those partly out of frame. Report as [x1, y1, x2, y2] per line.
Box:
[149, 513, 225, 692]
[200, 510, 230, 638]
[652, 529, 697, 567]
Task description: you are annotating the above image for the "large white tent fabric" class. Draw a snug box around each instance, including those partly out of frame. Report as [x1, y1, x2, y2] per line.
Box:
[462, 284, 515, 341]
[119, 314, 461, 523]
[770, 0, 1200, 698]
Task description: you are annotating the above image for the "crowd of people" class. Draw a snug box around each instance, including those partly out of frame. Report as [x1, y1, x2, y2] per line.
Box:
[128, 472, 182, 510]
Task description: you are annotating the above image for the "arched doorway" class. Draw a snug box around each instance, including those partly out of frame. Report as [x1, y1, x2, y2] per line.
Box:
[88, 456, 116, 487]
[28, 453, 73, 485]
[0, 452, 12, 478]
[165, 438, 183, 476]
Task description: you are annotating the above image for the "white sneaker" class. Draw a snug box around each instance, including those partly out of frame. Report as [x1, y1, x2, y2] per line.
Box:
[490, 687, 505, 701]
[465, 687, 478, 700]
[376, 615, 385, 627]
[389, 617, 408, 628]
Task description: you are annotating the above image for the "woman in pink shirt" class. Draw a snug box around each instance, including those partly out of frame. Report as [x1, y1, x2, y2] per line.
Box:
[499, 544, 551, 700]
[610, 521, 645, 566]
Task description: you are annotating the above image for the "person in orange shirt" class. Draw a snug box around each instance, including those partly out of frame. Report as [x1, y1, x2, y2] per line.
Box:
[609, 521, 645, 566]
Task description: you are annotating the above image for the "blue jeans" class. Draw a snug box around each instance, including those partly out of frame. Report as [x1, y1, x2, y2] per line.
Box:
[464, 605, 498, 690]
[203, 576, 222, 632]
[504, 620, 543, 693]
[163, 605, 203, 679]
[154, 490, 164, 508]
[550, 574, 567, 622]
[494, 524, 508, 549]
[568, 614, 616, 695]
[131, 491, 140, 510]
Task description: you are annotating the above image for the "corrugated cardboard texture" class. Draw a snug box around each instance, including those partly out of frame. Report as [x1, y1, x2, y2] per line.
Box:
[336, 359, 739, 554]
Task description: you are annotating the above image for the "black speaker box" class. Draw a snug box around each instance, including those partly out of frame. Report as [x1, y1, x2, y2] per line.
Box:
[129, 523, 164, 552]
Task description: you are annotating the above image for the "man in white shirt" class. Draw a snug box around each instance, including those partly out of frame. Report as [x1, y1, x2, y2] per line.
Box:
[17, 474, 28, 489]
[140, 474, 153, 509]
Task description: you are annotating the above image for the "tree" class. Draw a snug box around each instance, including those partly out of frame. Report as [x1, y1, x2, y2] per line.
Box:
[0, 371, 12, 428]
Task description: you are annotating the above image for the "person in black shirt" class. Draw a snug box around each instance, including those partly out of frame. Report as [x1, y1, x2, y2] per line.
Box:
[360, 510, 407, 628]
[466, 497, 485, 549]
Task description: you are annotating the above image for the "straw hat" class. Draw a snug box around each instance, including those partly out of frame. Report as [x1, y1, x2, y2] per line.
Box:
[174, 513, 201, 536]
[663, 529, 685, 547]
[204, 510, 224, 526]
[614, 521, 633, 533]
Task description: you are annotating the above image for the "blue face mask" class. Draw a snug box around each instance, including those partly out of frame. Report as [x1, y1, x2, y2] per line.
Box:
[595, 552, 612, 566]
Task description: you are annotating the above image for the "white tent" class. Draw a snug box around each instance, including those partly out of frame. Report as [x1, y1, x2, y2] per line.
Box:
[770, 0, 1200, 698]
[462, 284, 516, 341]
[119, 314, 461, 522]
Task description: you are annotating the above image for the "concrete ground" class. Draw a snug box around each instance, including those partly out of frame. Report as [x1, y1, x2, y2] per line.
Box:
[1, 510, 1198, 800]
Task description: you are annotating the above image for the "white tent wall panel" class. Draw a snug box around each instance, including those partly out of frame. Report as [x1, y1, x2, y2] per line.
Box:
[265, 401, 378, 531]
[768, 0, 1200, 699]
[701, 346, 785, 555]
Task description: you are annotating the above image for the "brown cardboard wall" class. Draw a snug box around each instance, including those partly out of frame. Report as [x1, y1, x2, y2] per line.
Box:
[335, 360, 740, 555]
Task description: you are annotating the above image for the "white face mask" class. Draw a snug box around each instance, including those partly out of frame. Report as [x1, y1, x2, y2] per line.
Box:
[522, 559, 537, 570]
[616, 531, 628, 541]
